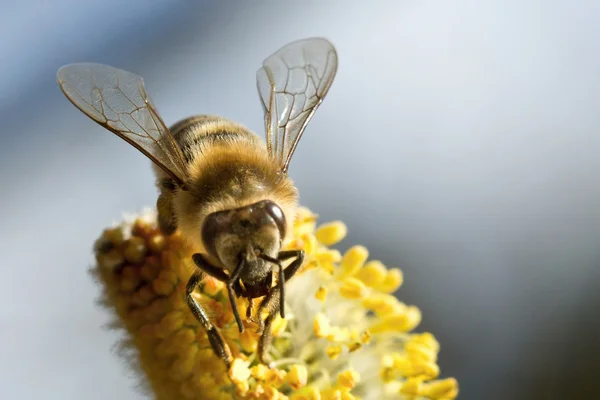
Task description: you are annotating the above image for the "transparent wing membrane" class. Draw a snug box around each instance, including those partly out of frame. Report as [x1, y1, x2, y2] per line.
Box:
[257, 38, 338, 173]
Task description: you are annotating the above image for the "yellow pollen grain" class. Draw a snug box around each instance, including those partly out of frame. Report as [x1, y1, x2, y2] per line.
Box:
[317, 249, 343, 264]
[326, 344, 343, 359]
[421, 377, 459, 399]
[265, 368, 287, 388]
[290, 386, 321, 400]
[119, 266, 140, 292]
[347, 342, 361, 353]
[362, 293, 400, 315]
[413, 360, 440, 379]
[169, 344, 198, 381]
[370, 306, 422, 334]
[326, 326, 350, 342]
[354, 260, 387, 287]
[406, 340, 438, 363]
[251, 364, 270, 380]
[321, 388, 342, 400]
[375, 268, 404, 293]
[339, 277, 369, 299]
[270, 315, 288, 337]
[314, 313, 331, 338]
[228, 358, 251, 383]
[239, 328, 258, 353]
[340, 245, 368, 276]
[152, 277, 175, 296]
[336, 368, 360, 390]
[97, 248, 125, 270]
[103, 227, 125, 245]
[139, 260, 160, 281]
[157, 310, 185, 339]
[123, 236, 147, 264]
[360, 330, 371, 344]
[315, 286, 327, 302]
[315, 221, 347, 246]
[285, 364, 308, 390]
[147, 233, 166, 253]
[400, 377, 422, 396]
[410, 332, 440, 353]
[301, 234, 318, 255]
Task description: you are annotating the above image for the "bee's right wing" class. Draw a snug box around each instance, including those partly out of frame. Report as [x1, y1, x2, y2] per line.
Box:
[57, 63, 187, 186]
[257, 38, 338, 174]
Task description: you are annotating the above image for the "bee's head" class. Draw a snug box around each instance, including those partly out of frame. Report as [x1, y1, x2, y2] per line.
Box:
[201, 200, 286, 280]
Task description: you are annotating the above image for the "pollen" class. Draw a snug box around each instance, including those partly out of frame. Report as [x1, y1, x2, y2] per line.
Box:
[339, 277, 369, 299]
[228, 358, 251, 383]
[337, 368, 360, 390]
[315, 286, 327, 302]
[315, 221, 347, 246]
[285, 365, 308, 390]
[340, 245, 369, 276]
[92, 207, 458, 399]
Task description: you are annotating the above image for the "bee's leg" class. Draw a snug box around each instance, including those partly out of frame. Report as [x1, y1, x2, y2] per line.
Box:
[246, 298, 255, 319]
[226, 258, 246, 334]
[278, 250, 305, 282]
[186, 270, 233, 367]
[258, 254, 286, 318]
[256, 289, 280, 365]
[192, 253, 244, 333]
[259, 250, 305, 318]
[192, 254, 229, 281]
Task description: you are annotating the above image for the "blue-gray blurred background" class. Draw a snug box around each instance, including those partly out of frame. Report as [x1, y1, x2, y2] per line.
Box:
[2, 1, 599, 399]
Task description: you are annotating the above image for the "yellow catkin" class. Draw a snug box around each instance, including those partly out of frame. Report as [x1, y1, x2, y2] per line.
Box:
[93, 209, 458, 399]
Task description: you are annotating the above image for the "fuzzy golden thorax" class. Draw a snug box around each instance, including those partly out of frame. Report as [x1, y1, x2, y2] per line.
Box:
[172, 141, 298, 271]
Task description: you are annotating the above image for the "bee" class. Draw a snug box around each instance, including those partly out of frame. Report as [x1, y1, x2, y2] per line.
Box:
[57, 38, 338, 366]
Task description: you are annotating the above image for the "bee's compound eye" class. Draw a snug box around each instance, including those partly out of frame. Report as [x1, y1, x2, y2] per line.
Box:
[201, 211, 229, 258]
[263, 201, 286, 239]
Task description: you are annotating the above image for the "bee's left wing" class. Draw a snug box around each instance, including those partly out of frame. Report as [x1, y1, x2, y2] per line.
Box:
[57, 63, 188, 186]
[257, 38, 338, 173]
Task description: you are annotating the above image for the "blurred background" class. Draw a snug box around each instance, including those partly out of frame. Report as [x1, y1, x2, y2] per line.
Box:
[1, 0, 599, 398]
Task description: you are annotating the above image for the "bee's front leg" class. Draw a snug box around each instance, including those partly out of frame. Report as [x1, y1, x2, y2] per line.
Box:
[187, 255, 232, 367]
[256, 250, 305, 364]
[256, 288, 280, 366]
[279, 250, 305, 281]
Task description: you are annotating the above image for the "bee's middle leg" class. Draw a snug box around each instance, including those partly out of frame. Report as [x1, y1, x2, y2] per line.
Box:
[187, 256, 232, 367]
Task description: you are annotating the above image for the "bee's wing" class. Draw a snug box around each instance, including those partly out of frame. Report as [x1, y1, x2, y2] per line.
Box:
[257, 38, 338, 173]
[57, 63, 187, 185]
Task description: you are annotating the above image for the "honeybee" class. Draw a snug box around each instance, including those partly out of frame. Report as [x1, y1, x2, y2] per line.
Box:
[57, 38, 338, 366]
